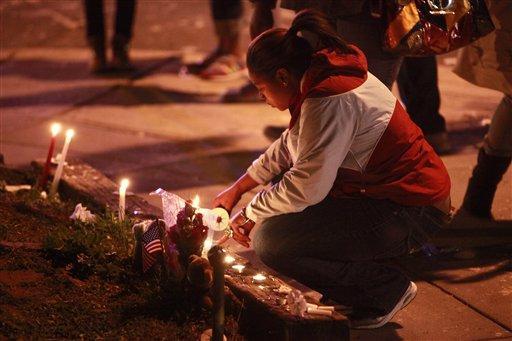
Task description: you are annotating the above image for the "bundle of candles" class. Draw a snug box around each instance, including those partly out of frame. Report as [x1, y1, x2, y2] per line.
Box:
[40, 123, 131, 221]
[39, 122, 75, 197]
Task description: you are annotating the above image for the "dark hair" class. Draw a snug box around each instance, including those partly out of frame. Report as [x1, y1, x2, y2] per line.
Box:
[247, 9, 355, 80]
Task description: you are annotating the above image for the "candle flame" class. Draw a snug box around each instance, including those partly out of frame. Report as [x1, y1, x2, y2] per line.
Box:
[192, 194, 200, 208]
[51, 123, 62, 137]
[253, 273, 266, 282]
[203, 238, 212, 251]
[120, 178, 130, 190]
[65, 129, 75, 139]
[232, 264, 245, 273]
[224, 255, 235, 264]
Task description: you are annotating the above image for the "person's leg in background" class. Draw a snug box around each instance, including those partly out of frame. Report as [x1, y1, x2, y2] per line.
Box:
[397, 56, 450, 154]
[223, 0, 274, 102]
[187, 0, 244, 80]
[111, 0, 136, 71]
[463, 94, 512, 219]
[335, 14, 402, 90]
[83, 0, 107, 73]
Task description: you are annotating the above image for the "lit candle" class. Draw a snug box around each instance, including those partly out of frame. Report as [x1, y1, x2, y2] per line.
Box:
[202, 236, 213, 257]
[224, 255, 235, 264]
[232, 264, 245, 273]
[118, 178, 130, 221]
[191, 194, 200, 208]
[49, 129, 74, 197]
[253, 273, 267, 282]
[38, 123, 61, 190]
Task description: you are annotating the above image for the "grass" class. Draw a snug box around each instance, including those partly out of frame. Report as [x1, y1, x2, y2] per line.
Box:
[0, 185, 240, 339]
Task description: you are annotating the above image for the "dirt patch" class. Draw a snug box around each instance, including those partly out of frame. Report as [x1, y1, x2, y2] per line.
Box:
[0, 269, 44, 285]
[0, 170, 240, 339]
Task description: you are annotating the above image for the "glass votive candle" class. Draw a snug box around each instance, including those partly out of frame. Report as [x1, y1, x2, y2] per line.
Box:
[253, 273, 267, 282]
[232, 264, 245, 273]
[224, 255, 236, 264]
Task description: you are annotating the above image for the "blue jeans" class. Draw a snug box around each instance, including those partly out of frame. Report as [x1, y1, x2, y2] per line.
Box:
[252, 196, 449, 317]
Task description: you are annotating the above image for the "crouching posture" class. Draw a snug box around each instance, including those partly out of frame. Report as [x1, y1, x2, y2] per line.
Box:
[214, 9, 451, 329]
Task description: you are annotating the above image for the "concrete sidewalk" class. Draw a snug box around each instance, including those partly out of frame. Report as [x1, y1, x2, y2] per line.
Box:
[1, 1, 511, 339]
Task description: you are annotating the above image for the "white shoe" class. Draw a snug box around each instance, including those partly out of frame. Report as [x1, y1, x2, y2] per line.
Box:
[350, 281, 417, 329]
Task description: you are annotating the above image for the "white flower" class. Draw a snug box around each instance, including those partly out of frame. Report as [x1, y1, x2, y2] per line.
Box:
[70, 203, 96, 223]
[286, 289, 307, 317]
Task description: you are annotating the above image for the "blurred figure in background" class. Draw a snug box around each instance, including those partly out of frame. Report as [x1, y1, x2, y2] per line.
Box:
[397, 56, 450, 154]
[454, 0, 511, 220]
[83, 0, 136, 73]
[222, 0, 275, 101]
[226, 0, 404, 103]
[232, 0, 405, 139]
[186, 0, 245, 80]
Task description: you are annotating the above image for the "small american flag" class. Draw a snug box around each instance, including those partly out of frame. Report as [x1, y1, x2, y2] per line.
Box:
[141, 222, 163, 273]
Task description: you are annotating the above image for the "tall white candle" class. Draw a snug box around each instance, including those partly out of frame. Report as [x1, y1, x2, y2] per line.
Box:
[191, 194, 200, 208]
[118, 178, 129, 221]
[49, 129, 74, 197]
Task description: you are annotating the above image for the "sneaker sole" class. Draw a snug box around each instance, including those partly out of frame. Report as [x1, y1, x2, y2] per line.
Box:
[352, 281, 418, 329]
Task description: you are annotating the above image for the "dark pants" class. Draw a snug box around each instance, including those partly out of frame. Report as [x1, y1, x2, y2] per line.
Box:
[397, 56, 446, 135]
[84, 0, 136, 41]
[211, 0, 242, 20]
[335, 13, 403, 89]
[253, 196, 447, 317]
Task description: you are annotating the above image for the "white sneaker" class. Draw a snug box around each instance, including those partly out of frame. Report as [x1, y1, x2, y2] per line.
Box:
[350, 281, 417, 329]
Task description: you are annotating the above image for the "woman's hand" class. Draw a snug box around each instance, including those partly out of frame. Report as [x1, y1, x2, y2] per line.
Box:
[212, 173, 259, 212]
[213, 184, 241, 213]
[229, 209, 255, 248]
[212, 173, 259, 246]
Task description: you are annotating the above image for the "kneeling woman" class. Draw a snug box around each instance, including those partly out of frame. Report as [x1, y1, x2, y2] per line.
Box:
[213, 9, 451, 329]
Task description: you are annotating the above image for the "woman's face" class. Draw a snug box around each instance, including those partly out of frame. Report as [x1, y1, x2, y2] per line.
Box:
[249, 69, 298, 111]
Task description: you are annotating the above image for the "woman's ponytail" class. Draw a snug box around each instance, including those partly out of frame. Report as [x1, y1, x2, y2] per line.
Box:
[287, 9, 355, 55]
[247, 9, 355, 80]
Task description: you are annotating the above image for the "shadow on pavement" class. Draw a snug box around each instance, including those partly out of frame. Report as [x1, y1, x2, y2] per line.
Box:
[443, 125, 488, 155]
[351, 322, 403, 341]
[95, 85, 222, 105]
[0, 55, 181, 81]
[0, 84, 223, 108]
[80, 138, 262, 192]
[399, 244, 512, 284]
[118, 150, 262, 192]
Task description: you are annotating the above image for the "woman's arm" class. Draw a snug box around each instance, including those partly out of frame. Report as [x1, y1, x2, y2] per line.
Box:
[213, 172, 259, 212]
[245, 96, 359, 221]
[213, 128, 291, 211]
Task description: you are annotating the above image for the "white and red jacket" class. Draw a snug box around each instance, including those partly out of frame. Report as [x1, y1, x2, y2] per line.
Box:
[245, 47, 451, 222]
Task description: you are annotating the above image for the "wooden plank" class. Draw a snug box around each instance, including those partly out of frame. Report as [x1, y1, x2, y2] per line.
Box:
[223, 255, 349, 341]
[31, 158, 161, 218]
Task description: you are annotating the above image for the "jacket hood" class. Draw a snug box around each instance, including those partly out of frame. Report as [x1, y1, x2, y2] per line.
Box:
[289, 45, 368, 128]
